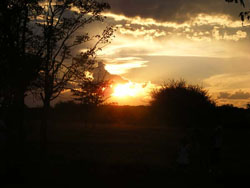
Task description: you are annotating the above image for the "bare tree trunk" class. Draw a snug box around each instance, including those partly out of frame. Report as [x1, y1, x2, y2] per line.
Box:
[11, 86, 26, 145]
[40, 53, 51, 159]
[40, 96, 50, 160]
[7, 87, 27, 170]
[17, 91, 25, 145]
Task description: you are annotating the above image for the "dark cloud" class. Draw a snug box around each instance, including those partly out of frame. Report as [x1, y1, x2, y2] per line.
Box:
[218, 90, 250, 100]
[106, 0, 247, 23]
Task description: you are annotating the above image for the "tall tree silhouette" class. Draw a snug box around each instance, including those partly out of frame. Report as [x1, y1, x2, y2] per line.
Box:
[0, 0, 43, 144]
[32, 0, 114, 155]
[34, 0, 114, 109]
[0, 0, 42, 108]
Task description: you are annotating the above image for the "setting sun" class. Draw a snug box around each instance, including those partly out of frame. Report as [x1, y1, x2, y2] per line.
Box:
[109, 81, 156, 105]
[112, 82, 141, 97]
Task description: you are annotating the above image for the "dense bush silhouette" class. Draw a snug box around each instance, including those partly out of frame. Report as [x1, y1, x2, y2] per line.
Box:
[150, 80, 216, 127]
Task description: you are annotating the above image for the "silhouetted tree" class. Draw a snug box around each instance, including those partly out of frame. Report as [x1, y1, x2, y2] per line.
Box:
[72, 79, 109, 106]
[0, 0, 43, 144]
[34, 0, 114, 109]
[71, 58, 110, 106]
[72, 78, 110, 127]
[150, 80, 215, 127]
[31, 0, 114, 154]
[71, 58, 111, 127]
[0, 0, 42, 107]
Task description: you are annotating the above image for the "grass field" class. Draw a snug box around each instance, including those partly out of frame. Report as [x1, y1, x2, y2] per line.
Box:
[2, 121, 250, 187]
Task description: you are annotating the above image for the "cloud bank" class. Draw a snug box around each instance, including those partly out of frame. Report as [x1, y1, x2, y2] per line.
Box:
[106, 0, 248, 23]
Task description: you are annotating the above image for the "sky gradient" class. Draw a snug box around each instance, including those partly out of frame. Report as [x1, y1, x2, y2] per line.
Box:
[91, 0, 250, 107]
[25, 0, 250, 107]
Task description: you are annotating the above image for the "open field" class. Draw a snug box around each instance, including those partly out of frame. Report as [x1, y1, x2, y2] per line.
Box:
[2, 121, 250, 187]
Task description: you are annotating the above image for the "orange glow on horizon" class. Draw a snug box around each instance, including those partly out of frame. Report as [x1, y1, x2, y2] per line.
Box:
[112, 82, 151, 98]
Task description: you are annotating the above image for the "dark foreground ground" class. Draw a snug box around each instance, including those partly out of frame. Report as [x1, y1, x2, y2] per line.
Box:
[2, 122, 250, 187]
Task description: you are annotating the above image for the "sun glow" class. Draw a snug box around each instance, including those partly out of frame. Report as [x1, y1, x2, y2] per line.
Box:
[107, 81, 157, 105]
[112, 82, 146, 98]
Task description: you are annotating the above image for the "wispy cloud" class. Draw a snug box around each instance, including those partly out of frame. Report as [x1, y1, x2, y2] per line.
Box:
[105, 59, 148, 75]
[93, 5, 250, 107]
[204, 72, 250, 91]
[218, 90, 250, 100]
[104, 12, 190, 29]
[105, 12, 248, 29]
[204, 72, 250, 107]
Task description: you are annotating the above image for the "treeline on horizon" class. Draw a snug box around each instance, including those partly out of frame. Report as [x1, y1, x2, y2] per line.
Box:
[24, 95, 250, 130]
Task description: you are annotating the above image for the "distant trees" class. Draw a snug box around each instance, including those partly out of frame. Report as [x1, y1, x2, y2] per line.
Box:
[71, 57, 110, 107]
[150, 80, 215, 127]
[71, 78, 110, 127]
[72, 79, 110, 106]
[70, 58, 111, 127]
[246, 102, 250, 109]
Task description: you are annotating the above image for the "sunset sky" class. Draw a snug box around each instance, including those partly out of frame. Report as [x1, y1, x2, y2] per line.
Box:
[88, 0, 250, 107]
[25, 0, 250, 107]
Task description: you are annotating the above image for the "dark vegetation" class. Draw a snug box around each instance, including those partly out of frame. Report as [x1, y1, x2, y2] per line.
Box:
[150, 80, 216, 127]
[1, 0, 250, 187]
[1, 81, 250, 187]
